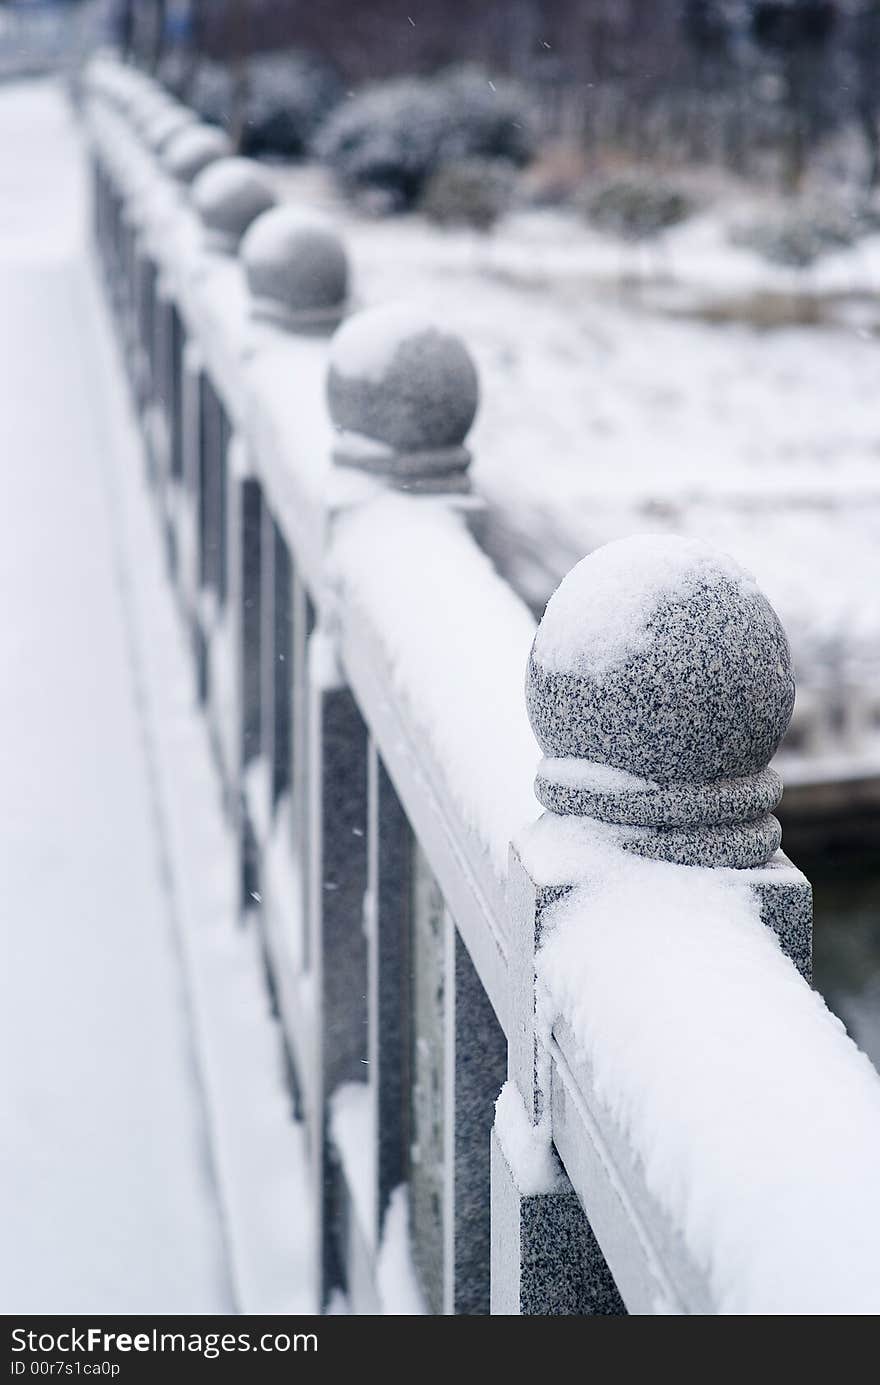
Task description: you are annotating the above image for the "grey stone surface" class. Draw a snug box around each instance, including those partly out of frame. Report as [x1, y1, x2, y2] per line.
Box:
[609, 816, 782, 868]
[191, 158, 277, 254]
[752, 853, 813, 979]
[526, 537, 796, 867]
[241, 207, 349, 331]
[490, 1130, 626, 1315]
[409, 842, 447, 1314]
[451, 927, 507, 1315]
[537, 761, 783, 826]
[163, 124, 232, 185]
[326, 304, 478, 487]
[369, 752, 411, 1230]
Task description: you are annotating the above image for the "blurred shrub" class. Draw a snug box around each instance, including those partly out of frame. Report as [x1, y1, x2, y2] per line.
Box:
[729, 206, 858, 267]
[183, 51, 341, 157]
[439, 67, 533, 165]
[520, 141, 589, 208]
[241, 51, 342, 158]
[315, 66, 534, 210]
[420, 158, 515, 230]
[583, 176, 694, 240]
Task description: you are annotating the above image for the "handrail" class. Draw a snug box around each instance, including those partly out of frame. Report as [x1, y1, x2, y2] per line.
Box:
[82, 55, 880, 1318]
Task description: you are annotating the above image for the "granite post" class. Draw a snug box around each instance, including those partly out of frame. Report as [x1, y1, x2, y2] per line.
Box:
[496, 534, 811, 1314]
[322, 306, 491, 1309]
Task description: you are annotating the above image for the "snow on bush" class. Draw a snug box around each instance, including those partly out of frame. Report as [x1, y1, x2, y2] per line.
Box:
[420, 157, 516, 231]
[729, 205, 859, 268]
[182, 51, 341, 159]
[240, 50, 342, 159]
[584, 175, 695, 241]
[315, 67, 534, 211]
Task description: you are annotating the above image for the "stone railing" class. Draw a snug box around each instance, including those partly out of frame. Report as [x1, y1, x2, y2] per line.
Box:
[83, 56, 880, 1316]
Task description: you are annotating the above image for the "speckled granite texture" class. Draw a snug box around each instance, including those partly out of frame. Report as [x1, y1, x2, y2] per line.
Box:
[242, 207, 349, 330]
[191, 157, 276, 253]
[527, 540, 795, 867]
[327, 307, 478, 484]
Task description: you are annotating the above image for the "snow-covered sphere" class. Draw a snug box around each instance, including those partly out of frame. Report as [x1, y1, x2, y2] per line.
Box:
[191, 158, 277, 253]
[145, 104, 199, 155]
[163, 123, 233, 185]
[129, 91, 174, 139]
[527, 534, 795, 787]
[327, 304, 479, 461]
[240, 207, 349, 329]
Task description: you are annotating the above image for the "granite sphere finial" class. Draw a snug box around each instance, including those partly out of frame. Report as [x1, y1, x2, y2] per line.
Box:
[163, 123, 233, 184]
[191, 158, 277, 254]
[326, 303, 479, 490]
[526, 535, 795, 868]
[240, 206, 349, 332]
[145, 104, 199, 154]
[130, 90, 174, 138]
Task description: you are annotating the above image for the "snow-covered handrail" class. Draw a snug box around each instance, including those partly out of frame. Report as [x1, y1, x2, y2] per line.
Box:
[83, 55, 880, 1317]
[496, 539, 880, 1314]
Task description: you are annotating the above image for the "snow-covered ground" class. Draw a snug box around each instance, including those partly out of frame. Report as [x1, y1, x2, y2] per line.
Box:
[275, 163, 880, 697]
[0, 81, 311, 1314]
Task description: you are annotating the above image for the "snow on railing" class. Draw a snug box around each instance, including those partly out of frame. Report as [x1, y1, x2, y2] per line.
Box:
[84, 55, 880, 1316]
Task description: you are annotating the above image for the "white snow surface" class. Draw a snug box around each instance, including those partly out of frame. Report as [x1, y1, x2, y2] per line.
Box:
[376, 1187, 427, 1315]
[0, 83, 225, 1312]
[494, 1082, 565, 1197]
[331, 496, 540, 876]
[0, 80, 313, 1315]
[329, 301, 451, 383]
[530, 824, 880, 1315]
[532, 533, 754, 678]
[539, 757, 660, 794]
[329, 1082, 377, 1250]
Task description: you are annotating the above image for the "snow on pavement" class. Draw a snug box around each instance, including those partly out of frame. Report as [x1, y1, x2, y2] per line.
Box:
[0, 81, 235, 1314]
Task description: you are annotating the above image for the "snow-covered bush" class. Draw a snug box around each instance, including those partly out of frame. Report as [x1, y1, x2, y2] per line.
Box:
[240, 50, 342, 159]
[315, 67, 534, 210]
[729, 206, 857, 268]
[520, 141, 589, 208]
[583, 176, 694, 241]
[439, 67, 534, 166]
[420, 158, 516, 230]
[179, 50, 341, 158]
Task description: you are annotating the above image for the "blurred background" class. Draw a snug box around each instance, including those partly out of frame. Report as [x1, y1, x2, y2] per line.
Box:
[2, 0, 878, 1059]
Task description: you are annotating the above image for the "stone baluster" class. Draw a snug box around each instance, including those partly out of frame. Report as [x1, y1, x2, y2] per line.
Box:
[234, 208, 353, 949]
[496, 533, 811, 1314]
[307, 308, 502, 1311]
